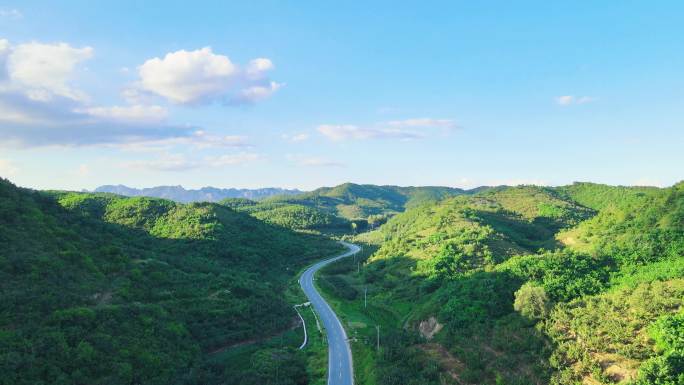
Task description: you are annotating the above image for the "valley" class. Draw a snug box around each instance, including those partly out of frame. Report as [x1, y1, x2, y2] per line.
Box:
[1, 179, 682, 385]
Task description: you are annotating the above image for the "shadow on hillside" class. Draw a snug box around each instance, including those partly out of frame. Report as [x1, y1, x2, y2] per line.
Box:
[473, 209, 564, 252]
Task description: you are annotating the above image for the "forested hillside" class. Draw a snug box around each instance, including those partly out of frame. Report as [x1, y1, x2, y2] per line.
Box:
[220, 198, 350, 233]
[95, 183, 467, 235]
[323, 183, 684, 385]
[0, 178, 341, 385]
[216, 183, 468, 234]
[4, 177, 683, 385]
[265, 183, 466, 222]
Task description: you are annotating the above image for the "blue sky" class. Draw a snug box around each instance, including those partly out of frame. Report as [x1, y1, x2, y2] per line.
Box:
[0, 1, 682, 190]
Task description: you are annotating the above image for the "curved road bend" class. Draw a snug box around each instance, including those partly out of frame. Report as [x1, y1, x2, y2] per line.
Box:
[299, 241, 360, 385]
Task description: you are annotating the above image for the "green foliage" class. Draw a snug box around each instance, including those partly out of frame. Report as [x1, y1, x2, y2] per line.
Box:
[503, 250, 611, 301]
[439, 272, 519, 328]
[220, 183, 465, 233]
[376, 331, 442, 385]
[264, 183, 464, 220]
[650, 312, 684, 353]
[318, 274, 358, 300]
[341, 182, 684, 384]
[0, 178, 340, 385]
[555, 182, 660, 211]
[244, 348, 308, 385]
[635, 312, 684, 385]
[513, 283, 551, 320]
[557, 182, 684, 266]
[240, 201, 348, 231]
[217, 197, 256, 209]
[547, 279, 684, 384]
[219, 196, 351, 232]
[6, 176, 684, 384]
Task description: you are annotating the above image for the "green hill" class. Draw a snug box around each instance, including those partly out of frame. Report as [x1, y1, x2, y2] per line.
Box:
[323, 183, 684, 385]
[265, 182, 465, 221]
[220, 183, 466, 234]
[220, 198, 350, 233]
[0, 178, 341, 385]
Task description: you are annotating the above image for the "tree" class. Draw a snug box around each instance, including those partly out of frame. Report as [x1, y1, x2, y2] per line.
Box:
[514, 283, 551, 320]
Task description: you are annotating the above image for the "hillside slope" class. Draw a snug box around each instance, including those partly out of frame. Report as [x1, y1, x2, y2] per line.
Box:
[330, 183, 683, 385]
[265, 182, 465, 221]
[0, 178, 340, 385]
[222, 198, 350, 233]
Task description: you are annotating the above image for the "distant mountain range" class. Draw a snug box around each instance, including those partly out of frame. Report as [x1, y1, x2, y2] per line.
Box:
[93, 184, 303, 202]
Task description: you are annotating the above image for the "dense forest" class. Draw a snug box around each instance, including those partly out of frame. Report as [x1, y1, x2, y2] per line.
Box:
[217, 183, 472, 234]
[0, 178, 341, 385]
[220, 198, 350, 233]
[244, 183, 472, 235]
[319, 183, 684, 385]
[264, 183, 466, 221]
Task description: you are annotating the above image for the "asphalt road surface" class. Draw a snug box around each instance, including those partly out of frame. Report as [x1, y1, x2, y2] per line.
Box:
[299, 241, 360, 385]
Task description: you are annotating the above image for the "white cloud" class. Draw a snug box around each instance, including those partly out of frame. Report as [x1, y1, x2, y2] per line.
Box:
[6, 41, 93, 101]
[136, 47, 280, 105]
[116, 130, 249, 152]
[0, 87, 193, 147]
[281, 133, 310, 142]
[0, 39, 9, 54]
[555, 95, 596, 106]
[556, 95, 574, 105]
[76, 105, 168, 123]
[138, 47, 237, 104]
[235, 81, 283, 103]
[123, 152, 262, 172]
[0, 159, 18, 176]
[287, 154, 344, 167]
[0, 39, 245, 148]
[317, 117, 460, 141]
[120, 87, 155, 105]
[246, 58, 274, 78]
[317, 124, 423, 141]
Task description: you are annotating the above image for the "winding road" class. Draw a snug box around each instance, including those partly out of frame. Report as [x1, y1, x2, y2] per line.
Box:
[299, 241, 360, 385]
